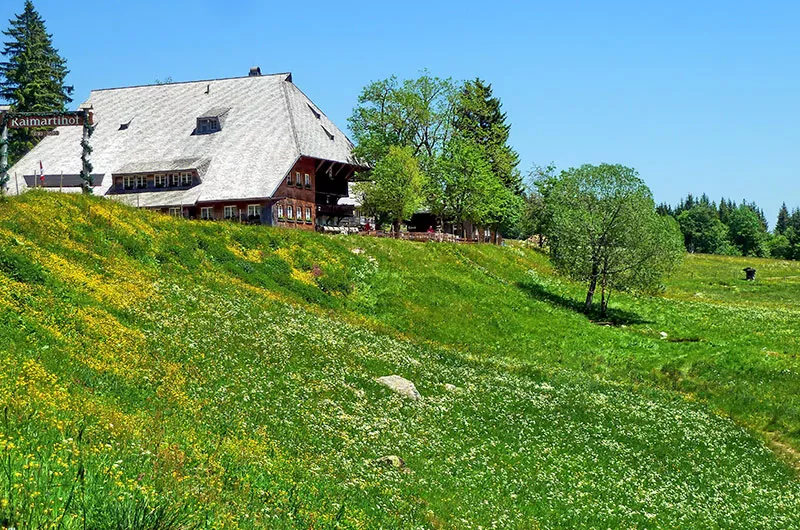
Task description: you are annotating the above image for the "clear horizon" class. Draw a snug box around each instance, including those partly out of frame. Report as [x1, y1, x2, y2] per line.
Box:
[1, 0, 797, 225]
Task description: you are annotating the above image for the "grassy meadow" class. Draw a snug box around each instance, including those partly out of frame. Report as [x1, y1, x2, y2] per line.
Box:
[1, 192, 799, 529]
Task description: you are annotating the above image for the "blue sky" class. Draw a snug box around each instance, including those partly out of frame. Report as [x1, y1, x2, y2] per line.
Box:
[2, 0, 797, 224]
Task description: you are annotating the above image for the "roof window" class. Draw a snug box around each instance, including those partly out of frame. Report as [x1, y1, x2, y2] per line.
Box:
[307, 103, 321, 119]
[321, 125, 334, 141]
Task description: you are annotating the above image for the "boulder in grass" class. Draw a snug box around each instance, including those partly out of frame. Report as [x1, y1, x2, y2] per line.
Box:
[375, 455, 406, 469]
[376, 375, 422, 401]
[444, 383, 460, 392]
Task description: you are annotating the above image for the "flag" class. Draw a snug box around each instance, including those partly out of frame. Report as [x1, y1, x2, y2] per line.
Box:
[39, 161, 44, 184]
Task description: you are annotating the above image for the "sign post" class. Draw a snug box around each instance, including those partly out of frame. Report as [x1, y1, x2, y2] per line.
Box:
[0, 119, 7, 194]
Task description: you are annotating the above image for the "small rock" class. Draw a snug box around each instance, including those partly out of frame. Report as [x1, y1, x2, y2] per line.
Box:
[376, 375, 422, 401]
[444, 383, 459, 392]
[659, 332, 668, 339]
[375, 455, 405, 469]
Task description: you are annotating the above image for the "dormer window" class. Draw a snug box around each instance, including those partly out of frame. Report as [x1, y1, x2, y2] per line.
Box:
[196, 107, 230, 135]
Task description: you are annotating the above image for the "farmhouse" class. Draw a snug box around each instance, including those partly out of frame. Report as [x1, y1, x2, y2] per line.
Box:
[5, 68, 366, 229]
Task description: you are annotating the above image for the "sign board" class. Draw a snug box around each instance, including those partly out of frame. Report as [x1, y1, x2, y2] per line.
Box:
[6, 111, 92, 129]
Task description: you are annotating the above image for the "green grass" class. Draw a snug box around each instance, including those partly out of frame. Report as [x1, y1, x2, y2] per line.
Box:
[0, 192, 798, 529]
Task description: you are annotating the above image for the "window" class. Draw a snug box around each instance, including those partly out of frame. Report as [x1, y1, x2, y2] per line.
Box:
[277, 204, 284, 218]
[135, 175, 146, 189]
[295, 171, 301, 185]
[169, 207, 182, 217]
[123, 175, 134, 190]
[287, 172, 293, 186]
[224, 205, 238, 220]
[210, 120, 218, 132]
[155, 174, 166, 188]
[181, 173, 192, 186]
[286, 205, 293, 220]
[200, 207, 213, 220]
[304, 173, 311, 188]
[170, 173, 180, 187]
[247, 204, 261, 219]
[305, 207, 311, 221]
[296, 206, 302, 221]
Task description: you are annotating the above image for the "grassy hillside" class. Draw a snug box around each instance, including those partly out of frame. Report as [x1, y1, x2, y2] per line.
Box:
[1, 192, 799, 529]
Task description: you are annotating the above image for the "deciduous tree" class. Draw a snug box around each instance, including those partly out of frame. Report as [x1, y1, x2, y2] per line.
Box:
[351, 146, 425, 234]
[545, 164, 684, 315]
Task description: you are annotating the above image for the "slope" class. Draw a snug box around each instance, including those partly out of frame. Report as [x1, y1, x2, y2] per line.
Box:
[0, 192, 798, 529]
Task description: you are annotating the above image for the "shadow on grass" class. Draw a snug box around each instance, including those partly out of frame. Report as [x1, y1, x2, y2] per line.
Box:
[517, 280, 651, 326]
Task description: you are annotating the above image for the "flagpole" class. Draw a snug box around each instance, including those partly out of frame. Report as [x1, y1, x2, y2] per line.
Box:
[14, 172, 18, 195]
[59, 170, 63, 192]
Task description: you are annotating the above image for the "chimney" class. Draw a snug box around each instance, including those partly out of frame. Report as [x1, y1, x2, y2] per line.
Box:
[249, 66, 262, 77]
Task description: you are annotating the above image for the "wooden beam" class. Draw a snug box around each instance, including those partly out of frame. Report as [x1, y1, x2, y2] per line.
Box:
[334, 163, 347, 177]
[316, 159, 326, 172]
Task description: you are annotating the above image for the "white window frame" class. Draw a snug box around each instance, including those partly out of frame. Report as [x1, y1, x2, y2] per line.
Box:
[247, 204, 261, 218]
[200, 207, 213, 220]
[277, 204, 284, 218]
[169, 207, 182, 217]
[123, 175, 134, 190]
[304, 173, 311, 187]
[296, 205, 303, 221]
[224, 205, 237, 219]
[210, 120, 218, 132]
[135, 175, 146, 189]
[170, 173, 180, 187]
[154, 174, 166, 188]
[286, 205, 293, 220]
[305, 207, 311, 221]
[181, 172, 192, 186]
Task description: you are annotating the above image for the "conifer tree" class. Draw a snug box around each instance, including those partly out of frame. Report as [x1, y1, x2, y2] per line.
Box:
[0, 0, 73, 163]
[454, 79, 522, 194]
[776, 203, 790, 235]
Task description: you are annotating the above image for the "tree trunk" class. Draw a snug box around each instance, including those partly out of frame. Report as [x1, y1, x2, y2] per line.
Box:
[393, 218, 401, 237]
[585, 262, 599, 311]
[601, 287, 610, 316]
[600, 276, 607, 317]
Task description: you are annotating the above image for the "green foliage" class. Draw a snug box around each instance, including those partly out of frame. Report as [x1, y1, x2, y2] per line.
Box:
[676, 204, 733, 254]
[453, 79, 522, 194]
[352, 146, 425, 231]
[0, 1, 73, 163]
[350, 73, 523, 238]
[545, 164, 684, 313]
[728, 204, 769, 257]
[348, 73, 455, 171]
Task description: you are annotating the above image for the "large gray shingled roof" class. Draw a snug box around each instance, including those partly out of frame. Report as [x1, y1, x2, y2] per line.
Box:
[6, 72, 360, 207]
